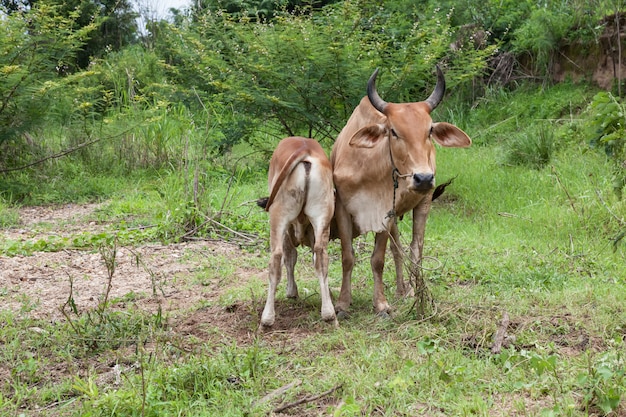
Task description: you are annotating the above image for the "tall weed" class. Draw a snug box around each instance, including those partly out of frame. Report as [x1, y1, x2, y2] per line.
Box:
[505, 125, 555, 169]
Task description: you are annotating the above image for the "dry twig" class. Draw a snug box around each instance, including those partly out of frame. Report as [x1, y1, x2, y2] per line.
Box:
[253, 379, 302, 408]
[491, 312, 510, 354]
[272, 384, 343, 413]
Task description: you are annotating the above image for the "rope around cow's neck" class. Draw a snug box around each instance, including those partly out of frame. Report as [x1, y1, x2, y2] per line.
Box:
[386, 135, 412, 221]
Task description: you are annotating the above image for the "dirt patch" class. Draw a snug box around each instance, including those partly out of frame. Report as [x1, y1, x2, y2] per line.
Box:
[0, 203, 323, 343]
[0, 204, 244, 321]
[2, 242, 211, 321]
[1, 203, 335, 410]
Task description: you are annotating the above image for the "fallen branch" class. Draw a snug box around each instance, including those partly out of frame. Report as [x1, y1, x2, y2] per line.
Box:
[253, 379, 302, 408]
[0, 125, 142, 174]
[208, 218, 258, 243]
[1, 137, 103, 173]
[273, 384, 343, 413]
[497, 212, 532, 222]
[491, 312, 510, 354]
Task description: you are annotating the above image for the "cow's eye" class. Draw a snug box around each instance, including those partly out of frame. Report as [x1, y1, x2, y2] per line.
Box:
[390, 128, 398, 138]
[429, 126, 433, 136]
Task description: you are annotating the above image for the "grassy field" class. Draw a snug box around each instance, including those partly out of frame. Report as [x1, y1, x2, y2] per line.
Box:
[1, 81, 625, 416]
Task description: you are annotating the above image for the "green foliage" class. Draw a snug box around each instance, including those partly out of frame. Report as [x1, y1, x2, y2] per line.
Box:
[440, 0, 533, 43]
[579, 347, 626, 415]
[0, 227, 159, 256]
[154, 0, 494, 146]
[505, 124, 555, 169]
[1, 0, 138, 70]
[511, 7, 573, 76]
[191, 0, 341, 21]
[0, 3, 96, 152]
[0, 199, 19, 227]
[586, 91, 626, 198]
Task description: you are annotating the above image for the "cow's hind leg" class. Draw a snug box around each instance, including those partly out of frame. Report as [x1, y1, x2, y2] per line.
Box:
[260, 215, 289, 329]
[309, 217, 336, 325]
[283, 231, 298, 299]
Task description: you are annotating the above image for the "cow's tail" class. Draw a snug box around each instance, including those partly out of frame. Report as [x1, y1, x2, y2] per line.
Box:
[264, 145, 310, 211]
[257, 197, 269, 209]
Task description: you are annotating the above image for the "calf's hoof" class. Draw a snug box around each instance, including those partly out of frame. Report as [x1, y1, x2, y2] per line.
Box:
[322, 311, 338, 328]
[259, 315, 275, 330]
[336, 310, 350, 321]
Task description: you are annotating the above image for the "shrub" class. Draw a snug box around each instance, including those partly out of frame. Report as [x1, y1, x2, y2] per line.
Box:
[505, 125, 555, 169]
[586, 92, 626, 199]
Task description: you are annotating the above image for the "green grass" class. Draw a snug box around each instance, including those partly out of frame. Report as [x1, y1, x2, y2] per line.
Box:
[1, 81, 626, 416]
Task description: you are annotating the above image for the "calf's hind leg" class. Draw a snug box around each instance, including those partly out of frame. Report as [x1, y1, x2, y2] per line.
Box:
[283, 231, 299, 299]
[309, 216, 337, 325]
[260, 214, 289, 328]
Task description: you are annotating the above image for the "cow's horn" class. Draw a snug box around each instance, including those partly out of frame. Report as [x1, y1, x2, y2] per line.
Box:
[425, 65, 446, 111]
[367, 68, 387, 113]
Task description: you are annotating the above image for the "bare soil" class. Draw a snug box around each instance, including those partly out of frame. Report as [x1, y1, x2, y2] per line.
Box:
[1, 204, 343, 415]
[0, 203, 322, 347]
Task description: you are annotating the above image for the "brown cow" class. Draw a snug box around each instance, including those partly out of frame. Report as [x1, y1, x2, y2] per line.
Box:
[258, 136, 337, 328]
[331, 67, 471, 316]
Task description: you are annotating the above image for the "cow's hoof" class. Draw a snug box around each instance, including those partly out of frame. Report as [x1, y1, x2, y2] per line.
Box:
[376, 310, 391, 320]
[336, 310, 350, 320]
[258, 321, 275, 333]
[259, 316, 274, 331]
[326, 317, 339, 328]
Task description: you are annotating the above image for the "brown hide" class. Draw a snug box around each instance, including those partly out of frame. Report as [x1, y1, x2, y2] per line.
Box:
[330, 68, 471, 315]
[260, 137, 336, 328]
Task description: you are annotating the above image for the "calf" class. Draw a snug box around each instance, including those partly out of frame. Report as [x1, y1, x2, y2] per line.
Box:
[257, 137, 337, 328]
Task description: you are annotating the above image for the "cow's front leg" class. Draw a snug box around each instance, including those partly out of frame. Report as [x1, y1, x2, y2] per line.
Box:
[372, 231, 391, 315]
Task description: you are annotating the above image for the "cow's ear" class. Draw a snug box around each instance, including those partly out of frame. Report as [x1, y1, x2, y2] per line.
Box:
[431, 122, 472, 148]
[349, 124, 387, 148]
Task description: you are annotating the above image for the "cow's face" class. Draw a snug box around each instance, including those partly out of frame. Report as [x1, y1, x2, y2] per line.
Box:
[351, 67, 472, 194]
[386, 102, 437, 192]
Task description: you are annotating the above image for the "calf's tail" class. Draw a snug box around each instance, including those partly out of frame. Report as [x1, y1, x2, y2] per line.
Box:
[257, 197, 269, 209]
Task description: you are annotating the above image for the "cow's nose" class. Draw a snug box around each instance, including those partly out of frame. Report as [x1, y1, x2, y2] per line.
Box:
[413, 173, 434, 190]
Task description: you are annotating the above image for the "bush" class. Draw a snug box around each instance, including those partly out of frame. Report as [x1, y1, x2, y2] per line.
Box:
[505, 125, 555, 169]
[586, 92, 626, 199]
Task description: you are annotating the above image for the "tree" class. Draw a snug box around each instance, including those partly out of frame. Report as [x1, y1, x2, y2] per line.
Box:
[154, 0, 495, 152]
[0, 2, 97, 163]
[1, 0, 138, 70]
[189, 0, 341, 22]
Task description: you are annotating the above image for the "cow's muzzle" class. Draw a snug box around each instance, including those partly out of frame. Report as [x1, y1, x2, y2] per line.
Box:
[412, 173, 435, 190]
